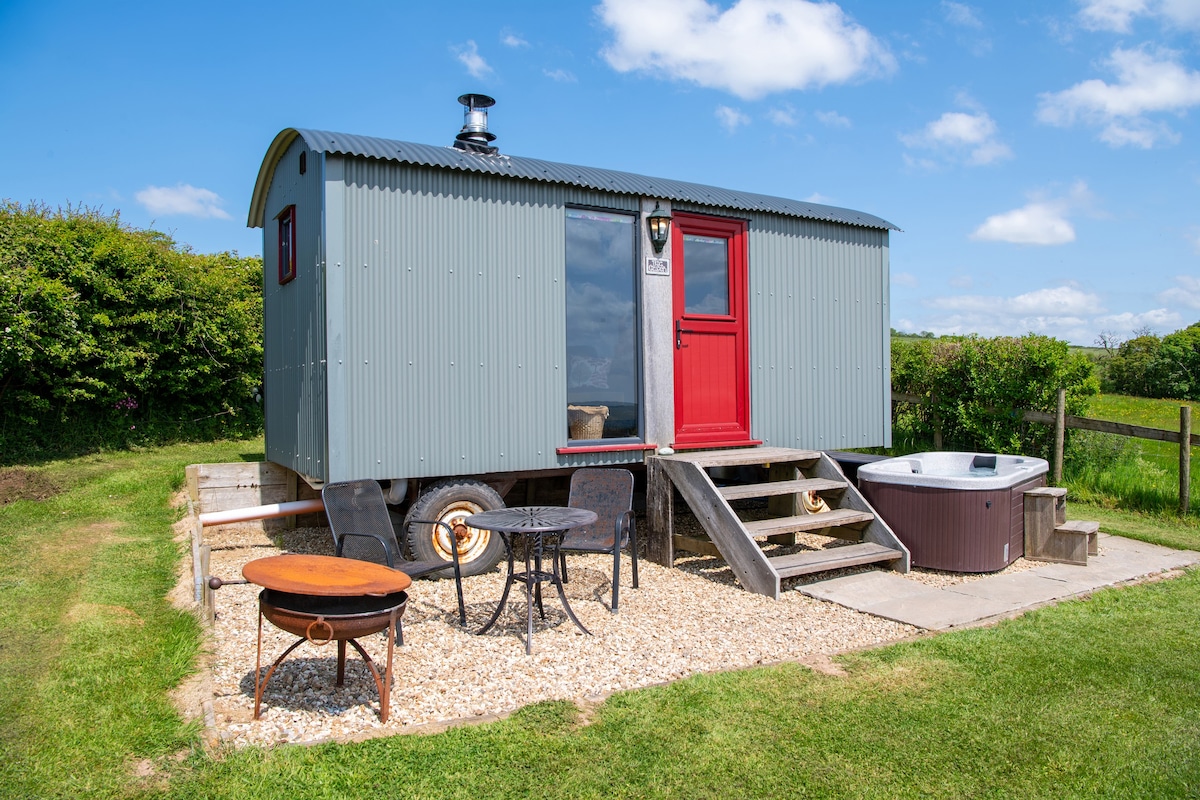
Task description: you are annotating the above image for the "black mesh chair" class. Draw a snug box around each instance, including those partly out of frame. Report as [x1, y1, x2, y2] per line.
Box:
[322, 480, 467, 635]
[557, 468, 638, 612]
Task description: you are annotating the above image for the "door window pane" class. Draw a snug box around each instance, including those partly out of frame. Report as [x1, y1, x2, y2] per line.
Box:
[683, 234, 729, 315]
[565, 210, 639, 440]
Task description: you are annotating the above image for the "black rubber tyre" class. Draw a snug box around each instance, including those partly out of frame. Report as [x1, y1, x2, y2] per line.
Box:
[403, 479, 505, 577]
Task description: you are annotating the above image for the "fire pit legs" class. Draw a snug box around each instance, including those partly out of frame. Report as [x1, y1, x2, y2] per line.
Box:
[252, 604, 400, 723]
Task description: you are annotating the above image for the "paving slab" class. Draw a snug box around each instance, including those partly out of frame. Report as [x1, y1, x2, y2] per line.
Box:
[945, 571, 1082, 605]
[860, 590, 1017, 630]
[799, 570, 936, 608]
[798, 535, 1200, 632]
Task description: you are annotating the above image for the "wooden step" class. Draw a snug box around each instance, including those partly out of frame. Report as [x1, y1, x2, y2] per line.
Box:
[1058, 520, 1101, 557]
[770, 542, 905, 579]
[719, 478, 846, 502]
[664, 447, 821, 469]
[744, 509, 875, 538]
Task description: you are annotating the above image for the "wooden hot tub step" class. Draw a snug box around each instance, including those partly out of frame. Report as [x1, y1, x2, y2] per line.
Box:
[770, 542, 904, 579]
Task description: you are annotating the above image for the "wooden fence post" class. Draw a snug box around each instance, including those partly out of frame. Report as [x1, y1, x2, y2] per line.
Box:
[1181, 405, 1192, 516]
[1053, 387, 1065, 485]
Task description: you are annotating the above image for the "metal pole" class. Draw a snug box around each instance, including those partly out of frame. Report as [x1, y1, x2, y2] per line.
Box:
[1180, 405, 1191, 516]
[1054, 387, 1065, 485]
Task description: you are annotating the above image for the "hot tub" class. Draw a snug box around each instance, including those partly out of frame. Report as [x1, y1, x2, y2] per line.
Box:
[857, 452, 1048, 572]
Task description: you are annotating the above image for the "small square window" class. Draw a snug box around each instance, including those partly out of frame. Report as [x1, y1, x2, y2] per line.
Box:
[277, 205, 296, 284]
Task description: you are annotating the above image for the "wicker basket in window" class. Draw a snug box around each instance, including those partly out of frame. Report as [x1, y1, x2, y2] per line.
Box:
[567, 405, 609, 440]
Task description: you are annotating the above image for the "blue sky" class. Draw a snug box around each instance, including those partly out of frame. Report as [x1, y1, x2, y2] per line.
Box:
[2, 0, 1198, 345]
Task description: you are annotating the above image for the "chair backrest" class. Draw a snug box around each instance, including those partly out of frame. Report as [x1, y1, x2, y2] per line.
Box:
[567, 468, 634, 549]
[321, 480, 400, 566]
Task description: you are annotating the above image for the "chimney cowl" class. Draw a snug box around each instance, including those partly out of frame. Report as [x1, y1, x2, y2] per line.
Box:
[454, 94, 498, 154]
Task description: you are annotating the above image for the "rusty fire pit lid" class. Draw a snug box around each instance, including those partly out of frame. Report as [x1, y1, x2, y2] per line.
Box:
[242, 554, 412, 597]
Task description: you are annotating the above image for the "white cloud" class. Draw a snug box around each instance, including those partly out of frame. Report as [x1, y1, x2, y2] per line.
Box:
[892, 271, 919, 288]
[901, 110, 1012, 166]
[815, 109, 852, 127]
[1037, 46, 1200, 148]
[1094, 308, 1183, 333]
[1078, 0, 1200, 32]
[453, 40, 492, 78]
[768, 104, 798, 126]
[913, 285, 1106, 342]
[805, 192, 834, 203]
[715, 105, 751, 131]
[502, 32, 529, 48]
[544, 68, 577, 82]
[970, 182, 1093, 245]
[943, 1, 983, 29]
[971, 203, 1075, 245]
[597, 0, 895, 99]
[1158, 275, 1200, 309]
[135, 184, 231, 220]
[948, 275, 974, 289]
[1078, 0, 1148, 31]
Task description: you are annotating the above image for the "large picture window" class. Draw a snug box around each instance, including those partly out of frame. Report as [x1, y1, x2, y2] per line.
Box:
[565, 209, 640, 442]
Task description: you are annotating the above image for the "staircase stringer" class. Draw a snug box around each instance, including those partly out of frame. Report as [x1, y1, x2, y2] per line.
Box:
[807, 453, 911, 573]
[658, 458, 782, 599]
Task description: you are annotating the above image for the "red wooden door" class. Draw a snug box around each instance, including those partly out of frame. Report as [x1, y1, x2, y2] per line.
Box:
[671, 213, 754, 448]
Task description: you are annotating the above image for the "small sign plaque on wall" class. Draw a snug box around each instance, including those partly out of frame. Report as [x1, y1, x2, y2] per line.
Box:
[645, 257, 670, 276]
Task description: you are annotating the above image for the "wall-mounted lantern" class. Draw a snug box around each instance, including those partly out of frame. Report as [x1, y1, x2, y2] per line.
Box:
[647, 202, 673, 253]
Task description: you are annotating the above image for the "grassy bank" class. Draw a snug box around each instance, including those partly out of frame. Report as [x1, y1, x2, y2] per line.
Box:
[2, 442, 1198, 798]
[1065, 394, 1200, 516]
[0, 439, 262, 798]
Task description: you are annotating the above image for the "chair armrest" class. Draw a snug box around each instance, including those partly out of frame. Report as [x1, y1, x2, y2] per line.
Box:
[616, 509, 634, 546]
[405, 519, 462, 567]
[335, 530, 398, 568]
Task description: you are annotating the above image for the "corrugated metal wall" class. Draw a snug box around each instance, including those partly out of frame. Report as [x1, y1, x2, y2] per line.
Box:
[739, 214, 891, 451]
[263, 151, 892, 484]
[262, 138, 327, 482]
[326, 159, 640, 481]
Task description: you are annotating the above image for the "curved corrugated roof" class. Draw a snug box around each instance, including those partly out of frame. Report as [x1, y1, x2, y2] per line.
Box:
[248, 127, 898, 231]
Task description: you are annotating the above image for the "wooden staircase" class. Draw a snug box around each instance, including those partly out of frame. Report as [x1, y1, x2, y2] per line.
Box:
[647, 447, 909, 599]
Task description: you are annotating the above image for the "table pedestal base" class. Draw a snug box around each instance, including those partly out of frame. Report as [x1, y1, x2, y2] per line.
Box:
[477, 531, 591, 654]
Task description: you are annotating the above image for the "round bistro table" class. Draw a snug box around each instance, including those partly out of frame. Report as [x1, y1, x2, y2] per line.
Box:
[466, 506, 598, 654]
[242, 554, 412, 721]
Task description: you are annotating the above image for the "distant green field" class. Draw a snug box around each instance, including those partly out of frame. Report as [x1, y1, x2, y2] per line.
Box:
[1066, 394, 1199, 517]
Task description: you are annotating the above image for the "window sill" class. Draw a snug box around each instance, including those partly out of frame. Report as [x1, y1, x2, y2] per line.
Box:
[556, 443, 658, 455]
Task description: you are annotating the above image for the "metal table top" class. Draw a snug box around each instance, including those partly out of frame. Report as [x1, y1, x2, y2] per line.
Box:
[465, 506, 597, 534]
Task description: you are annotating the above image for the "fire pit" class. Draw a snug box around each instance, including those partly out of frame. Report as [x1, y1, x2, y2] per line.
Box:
[242, 555, 412, 722]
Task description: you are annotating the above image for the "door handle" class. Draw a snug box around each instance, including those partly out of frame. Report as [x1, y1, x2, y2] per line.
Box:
[676, 320, 700, 349]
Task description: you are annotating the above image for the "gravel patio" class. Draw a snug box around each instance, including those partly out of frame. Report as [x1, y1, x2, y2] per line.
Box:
[194, 517, 950, 748]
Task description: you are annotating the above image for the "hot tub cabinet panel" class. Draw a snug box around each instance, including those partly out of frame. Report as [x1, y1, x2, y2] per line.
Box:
[857, 453, 1049, 572]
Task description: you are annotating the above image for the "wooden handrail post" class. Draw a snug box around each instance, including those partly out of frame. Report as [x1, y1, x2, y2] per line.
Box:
[1181, 405, 1192, 516]
[1053, 387, 1065, 485]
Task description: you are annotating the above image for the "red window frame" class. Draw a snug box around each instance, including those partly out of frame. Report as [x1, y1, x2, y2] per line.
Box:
[277, 205, 296, 285]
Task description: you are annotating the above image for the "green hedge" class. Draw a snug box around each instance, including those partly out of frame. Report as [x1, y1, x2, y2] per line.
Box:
[892, 334, 1099, 458]
[0, 202, 263, 462]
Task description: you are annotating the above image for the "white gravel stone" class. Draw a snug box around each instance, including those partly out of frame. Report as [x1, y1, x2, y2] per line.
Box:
[203, 519, 927, 748]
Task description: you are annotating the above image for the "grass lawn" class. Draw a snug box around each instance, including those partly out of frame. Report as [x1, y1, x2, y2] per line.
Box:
[1, 441, 1198, 798]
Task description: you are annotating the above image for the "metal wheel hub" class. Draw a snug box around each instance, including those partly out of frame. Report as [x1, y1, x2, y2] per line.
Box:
[432, 503, 492, 563]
